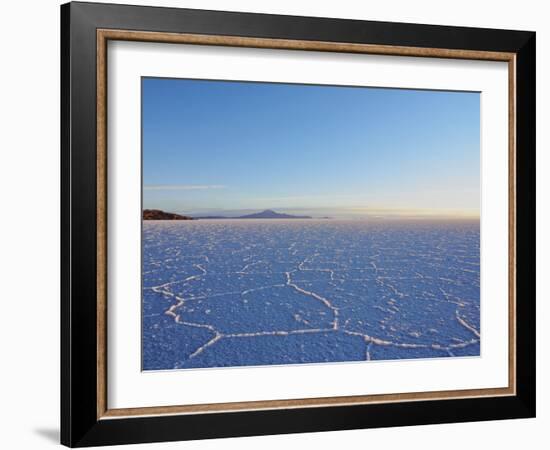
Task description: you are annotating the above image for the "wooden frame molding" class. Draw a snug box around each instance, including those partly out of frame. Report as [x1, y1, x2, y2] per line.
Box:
[96, 29, 517, 420]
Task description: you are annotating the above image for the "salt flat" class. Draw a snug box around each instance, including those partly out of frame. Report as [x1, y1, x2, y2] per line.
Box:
[142, 219, 480, 370]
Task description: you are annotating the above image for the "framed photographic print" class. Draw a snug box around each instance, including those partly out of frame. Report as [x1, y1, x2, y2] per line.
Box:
[61, 1, 536, 447]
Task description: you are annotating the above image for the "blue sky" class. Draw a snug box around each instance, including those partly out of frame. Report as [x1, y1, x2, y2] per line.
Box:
[142, 77, 480, 218]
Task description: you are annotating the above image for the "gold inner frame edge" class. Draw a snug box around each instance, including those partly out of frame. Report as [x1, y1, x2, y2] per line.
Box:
[96, 29, 517, 420]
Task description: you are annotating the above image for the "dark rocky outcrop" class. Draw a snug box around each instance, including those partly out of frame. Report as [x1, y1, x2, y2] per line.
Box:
[143, 209, 194, 220]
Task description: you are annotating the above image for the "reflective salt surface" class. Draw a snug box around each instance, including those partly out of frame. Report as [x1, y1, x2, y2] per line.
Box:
[142, 219, 480, 370]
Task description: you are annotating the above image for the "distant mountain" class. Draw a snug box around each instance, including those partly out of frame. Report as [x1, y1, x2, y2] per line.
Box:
[143, 209, 194, 220]
[196, 209, 312, 219]
[238, 209, 312, 219]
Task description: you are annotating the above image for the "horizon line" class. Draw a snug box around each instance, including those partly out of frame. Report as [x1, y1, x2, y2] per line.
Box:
[144, 206, 480, 220]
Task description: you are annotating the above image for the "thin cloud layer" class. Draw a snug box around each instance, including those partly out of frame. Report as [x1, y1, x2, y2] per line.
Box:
[144, 184, 226, 191]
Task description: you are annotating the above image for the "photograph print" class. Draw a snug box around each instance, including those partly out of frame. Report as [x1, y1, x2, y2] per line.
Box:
[141, 77, 481, 371]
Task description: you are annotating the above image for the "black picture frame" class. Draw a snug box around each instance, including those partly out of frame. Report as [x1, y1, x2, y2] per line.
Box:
[61, 1, 535, 447]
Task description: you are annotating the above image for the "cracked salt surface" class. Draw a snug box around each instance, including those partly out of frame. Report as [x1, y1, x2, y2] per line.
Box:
[142, 219, 480, 370]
